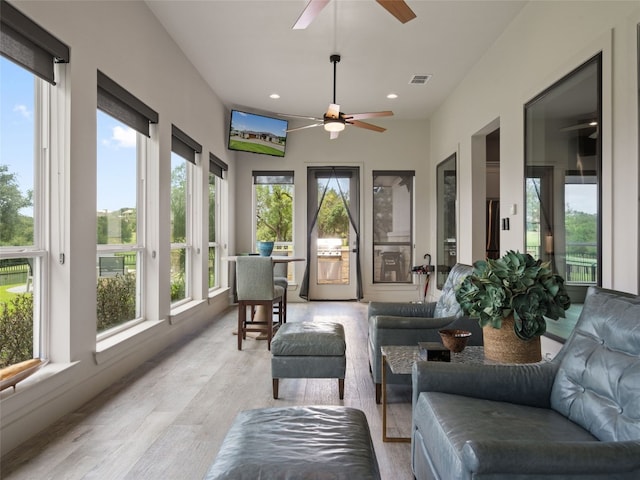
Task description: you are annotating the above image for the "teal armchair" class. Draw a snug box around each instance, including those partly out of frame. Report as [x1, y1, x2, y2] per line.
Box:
[368, 263, 482, 403]
[411, 286, 640, 479]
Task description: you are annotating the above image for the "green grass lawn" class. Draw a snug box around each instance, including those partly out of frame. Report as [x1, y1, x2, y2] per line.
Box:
[0, 283, 23, 303]
[229, 139, 285, 157]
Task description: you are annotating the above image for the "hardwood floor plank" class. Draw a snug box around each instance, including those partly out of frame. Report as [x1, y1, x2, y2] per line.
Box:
[1, 302, 414, 480]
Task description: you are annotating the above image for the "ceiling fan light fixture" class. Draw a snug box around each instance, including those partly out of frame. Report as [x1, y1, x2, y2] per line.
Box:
[324, 118, 345, 132]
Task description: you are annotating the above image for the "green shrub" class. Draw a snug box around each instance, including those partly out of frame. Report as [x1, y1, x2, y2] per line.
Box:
[97, 273, 136, 332]
[0, 293, 33, 368]
[171, 274, 185, 301]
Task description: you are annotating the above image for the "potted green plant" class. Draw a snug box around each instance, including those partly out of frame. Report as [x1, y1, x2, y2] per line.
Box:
[454, 250, 571, 363]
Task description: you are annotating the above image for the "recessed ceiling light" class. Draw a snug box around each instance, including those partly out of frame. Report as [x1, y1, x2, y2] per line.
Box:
[269, 93, 280, 99]
[387, 93, 398, 99]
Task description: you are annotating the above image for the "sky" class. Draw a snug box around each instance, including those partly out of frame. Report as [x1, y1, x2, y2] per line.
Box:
[1, 57, 35, 216]
[1, 56, 137, 214]
[565, 184, 597, 215]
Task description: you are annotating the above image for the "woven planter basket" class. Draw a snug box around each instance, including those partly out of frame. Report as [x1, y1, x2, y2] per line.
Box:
[483, 315, 542, 364]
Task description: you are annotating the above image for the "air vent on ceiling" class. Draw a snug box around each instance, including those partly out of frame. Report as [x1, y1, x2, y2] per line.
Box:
[409, 74, 432, 85]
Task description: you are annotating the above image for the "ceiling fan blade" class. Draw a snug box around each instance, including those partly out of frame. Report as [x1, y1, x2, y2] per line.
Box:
[287, 123, 323, 133]
[343, 111, 393, 120]
[278, 112, 324, 122]
[349, 120, 386, 133]
[326, 103, 340, 119]
[560, 122, 597, 132]
[376, 0, 416, 24]
[293, 0, 331, 30]
[330, 131, 340, 140]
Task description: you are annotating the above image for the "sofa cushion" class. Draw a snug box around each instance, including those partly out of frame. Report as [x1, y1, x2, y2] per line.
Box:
[551, 287, 640, 442]
[415, 391, 597, 479]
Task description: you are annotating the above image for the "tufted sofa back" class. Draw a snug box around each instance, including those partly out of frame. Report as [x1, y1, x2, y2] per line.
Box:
[433, 263, 473, 318]
[550, 286, 640, 442]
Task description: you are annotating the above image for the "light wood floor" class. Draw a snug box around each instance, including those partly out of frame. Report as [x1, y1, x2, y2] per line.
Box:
[1, 301, 414, 480]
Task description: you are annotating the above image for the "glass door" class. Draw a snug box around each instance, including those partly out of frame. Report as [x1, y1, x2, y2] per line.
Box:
[305, 167, 360, 300]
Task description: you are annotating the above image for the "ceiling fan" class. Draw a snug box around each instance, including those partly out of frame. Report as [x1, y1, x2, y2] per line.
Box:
[293, 0, 416, 30]
[279, 54, 393, 140]
[560, 117, 599, 139]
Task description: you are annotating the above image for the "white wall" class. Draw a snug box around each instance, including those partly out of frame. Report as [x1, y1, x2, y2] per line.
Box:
[429, 1, 640, 295]
[233, 117, 431, 303]
[1, 0, 235, 456]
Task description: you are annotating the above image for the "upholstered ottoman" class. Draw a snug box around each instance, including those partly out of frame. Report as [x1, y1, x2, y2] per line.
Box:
[271, 321, 346, 399]
[204, 406, 381, 480]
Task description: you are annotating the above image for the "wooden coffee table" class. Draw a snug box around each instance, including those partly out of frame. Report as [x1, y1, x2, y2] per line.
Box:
[381, 345, 485, 442]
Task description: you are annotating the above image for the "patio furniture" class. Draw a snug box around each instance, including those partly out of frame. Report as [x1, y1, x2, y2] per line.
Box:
[271, 321, 346, 399]
[411, 286, 640, 479]
[368, 263, 482, 402]
[235, 256, 284, 350]
[204, 406, 381, 480]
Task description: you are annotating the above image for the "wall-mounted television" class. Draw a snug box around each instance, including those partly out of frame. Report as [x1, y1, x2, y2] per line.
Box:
[228, 109, 288, 157]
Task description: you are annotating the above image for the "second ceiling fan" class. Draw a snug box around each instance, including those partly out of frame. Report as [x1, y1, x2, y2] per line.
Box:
[279, 54, 393, 140]
[293, 0, 416, 30]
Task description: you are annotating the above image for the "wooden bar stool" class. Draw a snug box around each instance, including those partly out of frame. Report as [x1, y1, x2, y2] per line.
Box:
[236, 256, 284, 350]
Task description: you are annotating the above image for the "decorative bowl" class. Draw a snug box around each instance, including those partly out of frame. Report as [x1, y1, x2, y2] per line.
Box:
[438, 329, 472, 353]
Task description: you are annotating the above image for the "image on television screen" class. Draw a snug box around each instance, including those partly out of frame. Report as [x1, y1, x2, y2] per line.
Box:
[228, 110, 288, 157]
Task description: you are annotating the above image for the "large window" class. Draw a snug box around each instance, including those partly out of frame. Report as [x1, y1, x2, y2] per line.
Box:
[0, 2, 69, 369]
[372, 171, 414, 283]
[96, 111, 142, 334]
[208, 153, 227, 290]
[253, 171, 294, 257]
[96, 72, 157, 336]
[525, 54, 601, 310]
[170, 125, 202, 305]
[0, 58, 41, 369]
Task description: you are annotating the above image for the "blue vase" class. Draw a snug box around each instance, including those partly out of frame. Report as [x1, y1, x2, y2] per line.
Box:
[257, 241, 274, 256]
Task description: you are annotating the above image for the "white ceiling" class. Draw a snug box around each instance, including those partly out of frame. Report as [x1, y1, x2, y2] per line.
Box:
[146, 0, 527, 125]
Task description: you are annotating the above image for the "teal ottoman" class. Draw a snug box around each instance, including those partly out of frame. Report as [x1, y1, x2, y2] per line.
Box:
[204, 406, 380, 480]
[271, 321, 346, 399]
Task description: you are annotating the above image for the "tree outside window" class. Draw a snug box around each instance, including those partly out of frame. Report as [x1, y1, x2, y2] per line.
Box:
[170, 156, 188, 302]
[253, 173, 294, 258]
[255, 184, 293, 242]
